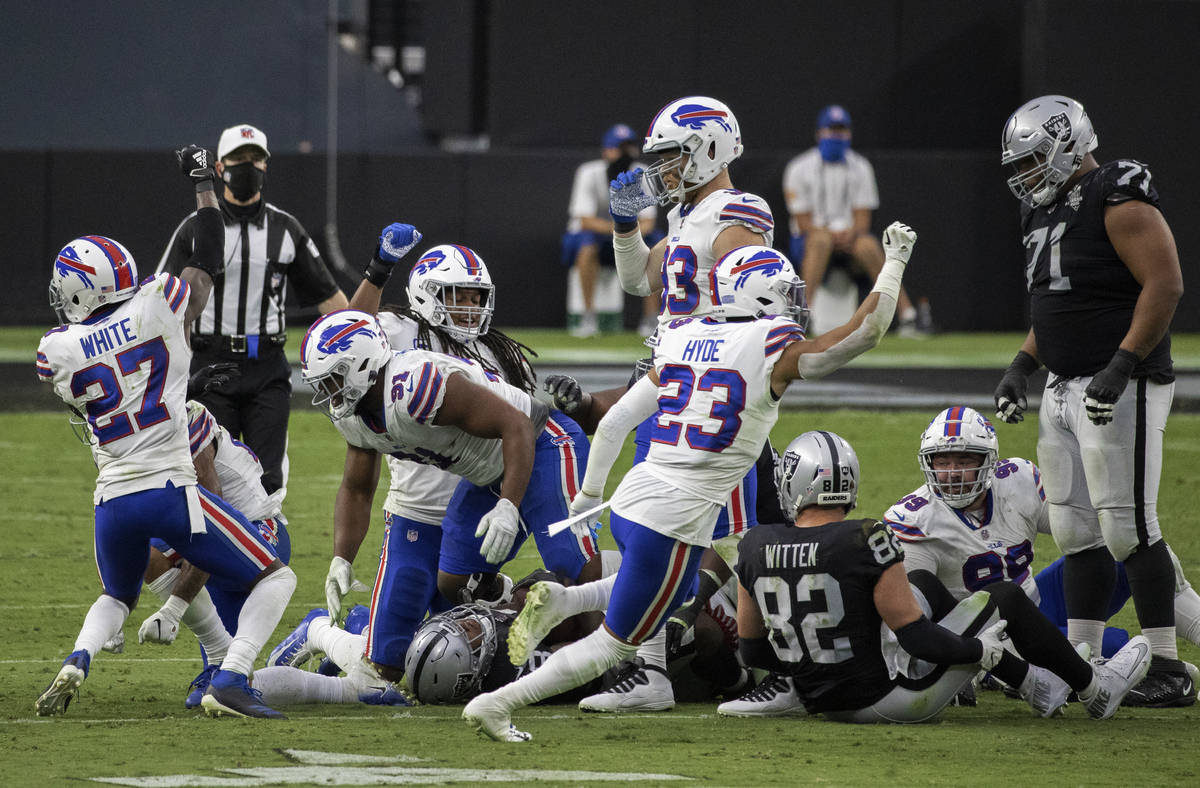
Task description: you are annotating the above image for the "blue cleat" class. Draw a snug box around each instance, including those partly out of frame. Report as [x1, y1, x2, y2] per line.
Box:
[344, 604, 371, 635]
[267, 608, 328, 668]
[185, 663, 219, 709]
[359, 683, 412, 706]
[201, 669, 286, 719]
[35, 649, 91, 716]
[316, 657, 341, 676]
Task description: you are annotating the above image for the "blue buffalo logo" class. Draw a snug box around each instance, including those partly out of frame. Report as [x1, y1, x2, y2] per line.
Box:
[55, 246, 97, 288]
[671, 104, 732, 132]
[317, 319, 375, 354]
[729, 250, 784, 289]
[410, 250, 446, 280]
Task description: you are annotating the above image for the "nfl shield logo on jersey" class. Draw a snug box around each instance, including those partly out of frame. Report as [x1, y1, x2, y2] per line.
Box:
[1041, 112, 1072, 140]
[407, 529, 419, 543]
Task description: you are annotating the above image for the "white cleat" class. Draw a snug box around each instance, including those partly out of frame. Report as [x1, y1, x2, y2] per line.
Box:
[463, 693, 531, 742]
[1020, 666, 1071, 718]
[1083, 635, 1152, 719]
[717, 672, 807, 717]
[579, 659, 674, 712]
[35, 662, 86, 717]
[507, 581, 569, 666]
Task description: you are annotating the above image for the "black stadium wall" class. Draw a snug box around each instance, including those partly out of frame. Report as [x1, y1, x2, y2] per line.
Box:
[2, 0, 1196, 332]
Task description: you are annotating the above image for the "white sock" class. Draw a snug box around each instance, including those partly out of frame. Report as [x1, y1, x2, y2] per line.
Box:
[1175, 588, 1200, 646]
[1066, 619, 1105, 658]
[145, 567, 179, 601]
[221, 567, 296, 676]
[308, 616, 368, 671]
[491, 627, 636, 712]
[74, 595, 130, 658]
[559, 574, 618, 619]
[251, 666, 358, 705]
[1076, 672, 1100, 703]
[181, 587, 232, 664]
[1143, 626, 1178, 660]
[900, 306, 917, 322]
[637, 629, 667, 671]
[600, 550, 622, 578]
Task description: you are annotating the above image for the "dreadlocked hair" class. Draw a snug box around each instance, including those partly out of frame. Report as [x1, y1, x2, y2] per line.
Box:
[381, 304, 538, 394]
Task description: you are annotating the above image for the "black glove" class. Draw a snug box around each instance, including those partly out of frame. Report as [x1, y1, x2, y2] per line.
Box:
[1084, 348, 1139, 425]
[187, 362, 240, 398]
[543, 375, 585, 414]
[993, 350, 1040, 424]
[628, 357, 653, 388]
[176, 145, 217, 192]
[665, 596, 703, 660]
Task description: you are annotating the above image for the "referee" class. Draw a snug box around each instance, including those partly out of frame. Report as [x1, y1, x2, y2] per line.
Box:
[157, 123, 348, 497]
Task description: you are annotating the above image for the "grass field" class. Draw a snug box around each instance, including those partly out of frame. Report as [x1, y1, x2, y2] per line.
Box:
[3, 403, 1200, 787]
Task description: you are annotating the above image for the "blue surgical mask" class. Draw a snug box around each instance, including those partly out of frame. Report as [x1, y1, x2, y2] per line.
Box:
[818, 137, 849, 163]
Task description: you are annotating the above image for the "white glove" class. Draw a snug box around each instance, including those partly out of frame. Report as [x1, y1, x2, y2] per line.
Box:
[882, 221, 917, 265]
[567, 490, 604, 539]
[138, 595, 188, 645]
[476, 498, 521, 565]
[975, 620, 1008, 670]
[325, 556, 369, 624]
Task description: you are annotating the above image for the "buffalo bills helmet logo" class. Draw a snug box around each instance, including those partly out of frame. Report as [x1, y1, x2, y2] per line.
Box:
[731, 250, 785, 289]
[55, 245, 96, 288]
[671, 103, 733, 133]
[410, 249, 446, 280]
[1041, 112, 1072, 140]
[316, 319, 375, 354]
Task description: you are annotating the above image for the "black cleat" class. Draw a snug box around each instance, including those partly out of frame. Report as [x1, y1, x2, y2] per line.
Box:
[1122, 656, 1197, 708]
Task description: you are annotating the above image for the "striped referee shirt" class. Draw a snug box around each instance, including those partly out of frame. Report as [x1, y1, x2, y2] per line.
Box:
[156, 198, 340, 337]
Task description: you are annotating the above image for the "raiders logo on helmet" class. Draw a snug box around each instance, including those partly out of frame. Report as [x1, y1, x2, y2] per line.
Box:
[1041, 112, 1072, 140]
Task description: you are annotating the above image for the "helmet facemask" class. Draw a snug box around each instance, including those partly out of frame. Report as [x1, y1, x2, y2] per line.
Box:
[643, 145, 698, 205]
[917, 407, 999, 508]
[421, 281, 495, 343]
[308, 356, 379, 421]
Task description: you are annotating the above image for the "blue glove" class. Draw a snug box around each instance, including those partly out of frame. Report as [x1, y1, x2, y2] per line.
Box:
[609, 168, 652, 231]
[378, 223, 422, 263]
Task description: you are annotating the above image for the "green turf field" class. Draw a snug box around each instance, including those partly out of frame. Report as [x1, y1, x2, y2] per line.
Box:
[3, 408, 1199, 786]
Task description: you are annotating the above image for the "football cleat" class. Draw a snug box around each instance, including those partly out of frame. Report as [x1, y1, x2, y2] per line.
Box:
[343, 604, 371, 635]
[1082, 635, 1152, 719]
[1020, 665, 1071, 718]
[717, 672, 806, 717]
[359, 683, 413, 707]
[579, 658, 674, 712]
[185, 663, 219, 709]
[201, 670, 286, 719]
[507, 581, 570, 666]
[1121, 655, 1197, 708]
[101, 630, 125, 654]
[463, 693, 531, 742]
[35, 650, 90, 716]
[267, 607, 328, 668]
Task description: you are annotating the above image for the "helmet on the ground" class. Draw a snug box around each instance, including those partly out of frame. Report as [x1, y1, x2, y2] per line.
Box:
[776, 430, 859, 518]
[711, 246, 808, 328]
[1001, 95, 1097, 207]
[404, 604, 498, 704]
[642, 96, 743, 205]
[299, 309, 391, 420]
[918, 406, 999, 508]
[407, 244, 494, 342]
[49, 236, 139, 323]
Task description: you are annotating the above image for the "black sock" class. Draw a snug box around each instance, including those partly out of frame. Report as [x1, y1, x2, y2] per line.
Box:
[1122, 539, 1176, 629]
[1063, 547, 1118, 621]
[990, 580, 1093, 690]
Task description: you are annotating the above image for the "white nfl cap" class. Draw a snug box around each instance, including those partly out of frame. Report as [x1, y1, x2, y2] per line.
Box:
[217, 124, 270, 160]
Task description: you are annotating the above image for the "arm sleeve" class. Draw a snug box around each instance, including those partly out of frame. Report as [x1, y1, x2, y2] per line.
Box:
[577, 374, 659, 497]
[794, 291, 896, 380]
[157, 213, 197, 276]
[184, 206, 223, 279]
[286, 219, 341, 306]
[893, 615, 983, 666]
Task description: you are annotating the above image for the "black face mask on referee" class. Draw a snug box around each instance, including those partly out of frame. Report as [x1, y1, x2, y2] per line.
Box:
[223, 162, 266, 202]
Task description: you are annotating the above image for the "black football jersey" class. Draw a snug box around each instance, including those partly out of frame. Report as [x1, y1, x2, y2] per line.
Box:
[480, 607, 600, 703]
[735, 518, 904, 713]
[1020, 159, 1173, 380]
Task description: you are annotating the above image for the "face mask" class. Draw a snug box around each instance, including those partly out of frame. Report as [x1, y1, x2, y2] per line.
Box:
[607, 153, 635, 183]
[223, 162, 265, 201]
[818, 138, 849, 163]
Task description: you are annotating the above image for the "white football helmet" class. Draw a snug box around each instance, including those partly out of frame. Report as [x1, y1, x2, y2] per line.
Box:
[49, 235, 139, 324]
[299, 309, 392, 420]
[711, 246, 808, 328]
[918, 406, 999, 509]
[404, 604, 498, 704]
[1001, 95, 1097, 207]
[776, 430, 860, 519]
[642, 96, 743, 205]
[407, 244, 494, 343]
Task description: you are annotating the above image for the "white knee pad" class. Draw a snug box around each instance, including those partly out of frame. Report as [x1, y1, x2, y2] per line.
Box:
[1049, 503, 1104, 555]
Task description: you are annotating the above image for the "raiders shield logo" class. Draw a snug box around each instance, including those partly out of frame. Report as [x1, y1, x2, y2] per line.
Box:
[1041, 112, 1072, 140]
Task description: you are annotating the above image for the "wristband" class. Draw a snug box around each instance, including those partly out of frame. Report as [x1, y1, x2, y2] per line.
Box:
[1009, 350, 1041, 376]
[869, 259, 906, 301]
[162, 595, 191, 620]
[364, 251, 394, 288]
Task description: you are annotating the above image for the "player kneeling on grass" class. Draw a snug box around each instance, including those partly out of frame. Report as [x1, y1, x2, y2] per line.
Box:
[734, 431, 1153, 723]
[462, 224, 916, 742]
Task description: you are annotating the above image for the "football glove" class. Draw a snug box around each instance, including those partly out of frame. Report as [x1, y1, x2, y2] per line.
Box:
[976, 620, 1007, 671]
[665, 596, 702, 659]
[138, 595, 189, 645]
[365, 222, 423, 287]
[609, 168, 652, 230]
[994, 350, 1040, 424]
[176, 145, 217, 192]
[882, 222, 917, 266]
[1084, 349, 1139, 426]
[476, 498, 521, 565]
[325, 556, 369, 624]
[565, 490, 604, 540]
[543, 375, 585, 415]
[187, 362, 240, 398]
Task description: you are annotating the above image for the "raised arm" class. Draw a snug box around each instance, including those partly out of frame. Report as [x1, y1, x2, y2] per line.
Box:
[348, 222, 423, 314]
[173, 145, 222, 332]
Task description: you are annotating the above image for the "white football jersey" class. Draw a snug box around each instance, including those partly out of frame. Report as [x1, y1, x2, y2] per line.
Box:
[332, 348, 534, 487]
[376, 311, 509, 525]
[883, 457, 1050, 602]
[37, 273, 196, 504]
[660, 189, 774, 320]
[613, 316, 804, 543]
[186, 400, 277, 523]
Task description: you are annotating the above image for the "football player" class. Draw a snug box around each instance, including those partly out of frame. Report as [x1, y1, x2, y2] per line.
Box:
[735, 431, 1151, 722]
[993, 95, 1189, 705]
[461, 223, 915, 742]
[34, 148, 296, 719]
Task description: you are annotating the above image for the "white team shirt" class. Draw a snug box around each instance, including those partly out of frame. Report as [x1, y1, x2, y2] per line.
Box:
[567, 159, 656, 233]
[883, 458, 1050, 602]
[376, 311, 509, 525]
[660, 189, 774, 320]
[332, 348, 534, 487]
[186, 400, 278, 522]
[612, 316, 804, 544]
[782, 148, 879, 235]
[37, 273, 196, 504]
